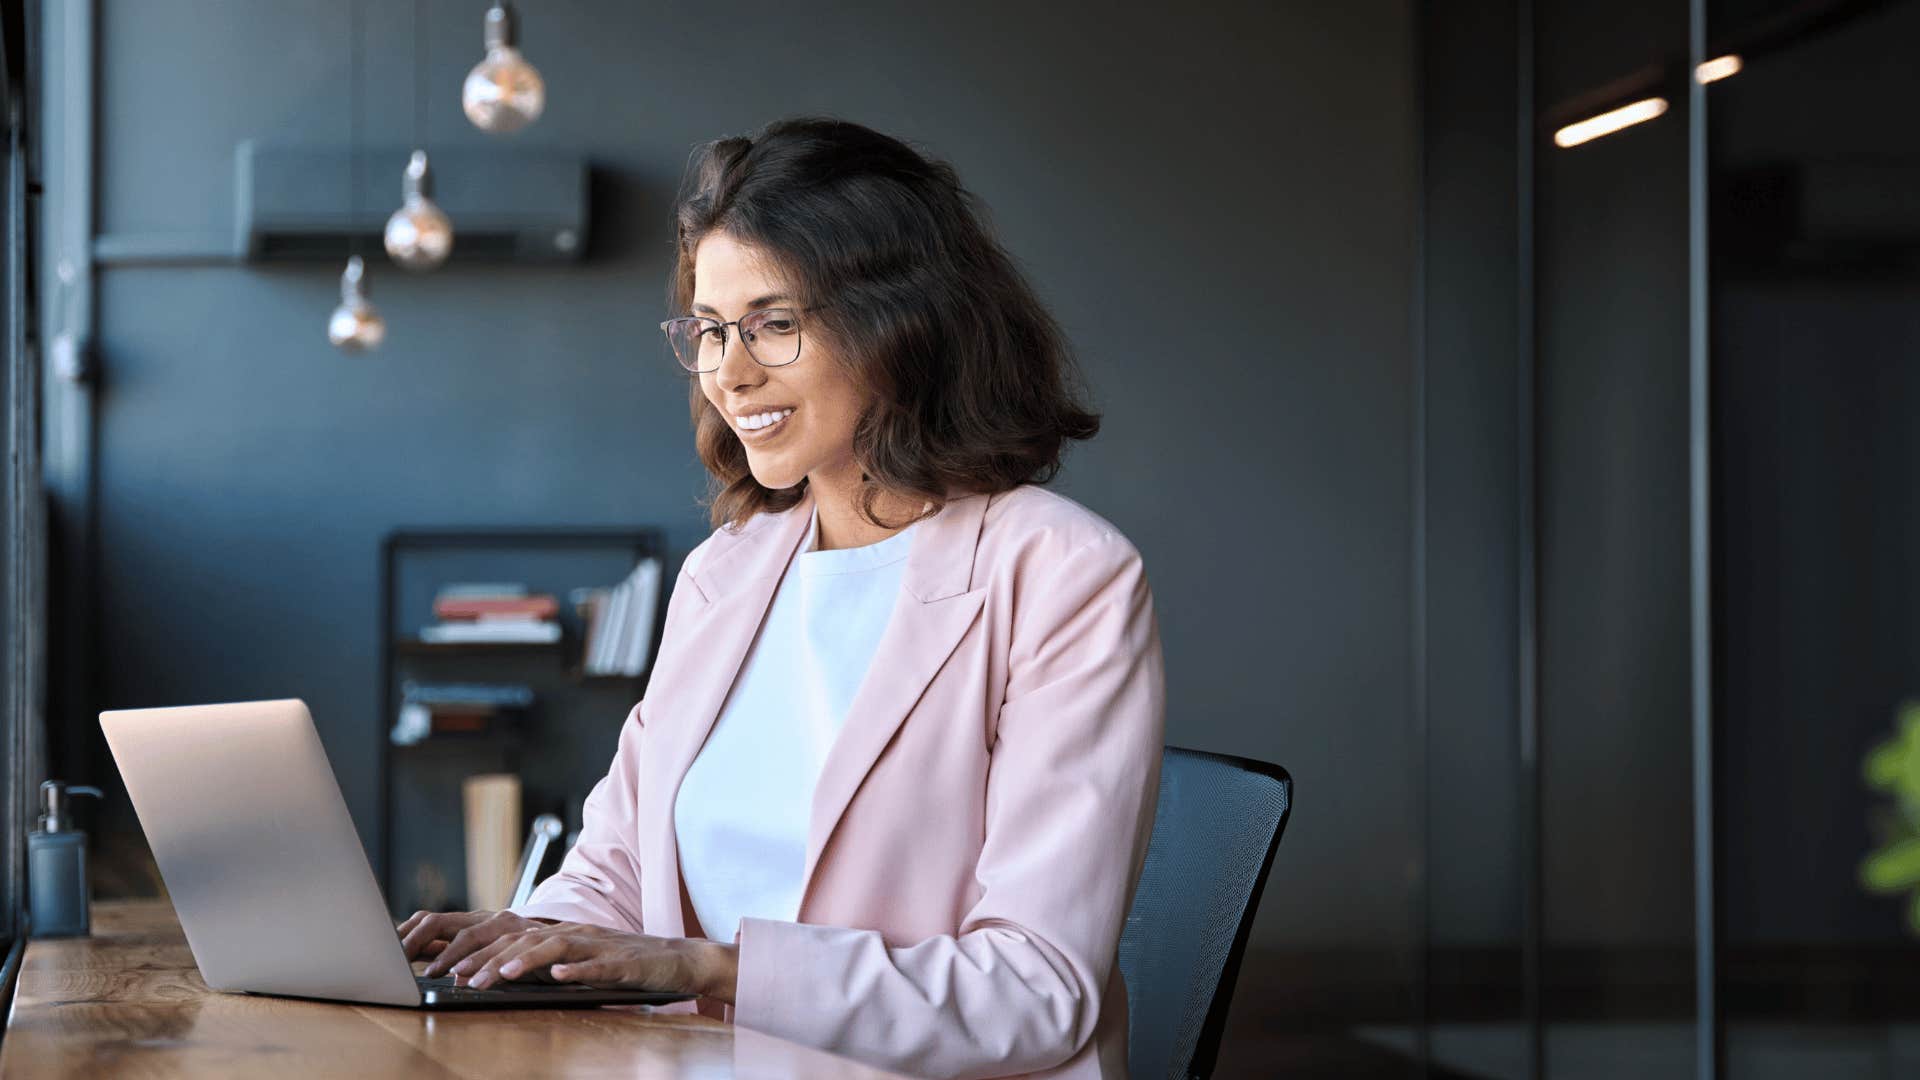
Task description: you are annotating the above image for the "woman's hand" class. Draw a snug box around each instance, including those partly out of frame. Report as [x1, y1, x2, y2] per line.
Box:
[396, 909, 557, 977]
[449, 920, 740, 1003]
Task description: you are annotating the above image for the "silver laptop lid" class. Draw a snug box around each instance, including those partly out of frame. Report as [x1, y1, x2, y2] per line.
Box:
[100, 698, 420, 1006]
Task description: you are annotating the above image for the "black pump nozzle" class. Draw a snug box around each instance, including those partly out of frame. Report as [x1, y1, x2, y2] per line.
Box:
[37, 780, 102, 834]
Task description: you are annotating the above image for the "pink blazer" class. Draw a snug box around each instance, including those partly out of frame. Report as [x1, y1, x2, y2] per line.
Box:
[511, 483, 1166, 1079]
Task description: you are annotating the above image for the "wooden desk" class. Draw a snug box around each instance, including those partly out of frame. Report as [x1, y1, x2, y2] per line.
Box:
[1, 899, 907, 1078]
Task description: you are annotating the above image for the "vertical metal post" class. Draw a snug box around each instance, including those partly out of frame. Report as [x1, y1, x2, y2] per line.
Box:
[2, 3, 45, 942]
[1411, 0, 1431, 1074]
[1687, 0, 1719, 1074]
[1516, 0, 1543, 1075]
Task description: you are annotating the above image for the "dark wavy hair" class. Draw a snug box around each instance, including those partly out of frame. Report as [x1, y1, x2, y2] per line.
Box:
[669, 116, 1100, 531]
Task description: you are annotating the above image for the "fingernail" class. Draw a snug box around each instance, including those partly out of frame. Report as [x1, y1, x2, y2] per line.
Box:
[471, 972, 492, 989]
[501, 960, 521, 977]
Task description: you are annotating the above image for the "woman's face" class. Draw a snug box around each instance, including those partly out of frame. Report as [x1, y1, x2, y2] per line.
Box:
[692, 232, 866, 492]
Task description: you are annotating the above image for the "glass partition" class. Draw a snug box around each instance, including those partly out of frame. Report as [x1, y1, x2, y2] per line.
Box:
[1711, 0, 1920, 1075]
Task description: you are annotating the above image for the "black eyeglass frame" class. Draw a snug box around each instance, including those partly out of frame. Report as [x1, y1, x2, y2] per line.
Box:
[658, 304, 830, 374]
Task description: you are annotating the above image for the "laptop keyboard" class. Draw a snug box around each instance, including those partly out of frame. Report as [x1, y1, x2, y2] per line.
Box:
[416, 974, 603, 997]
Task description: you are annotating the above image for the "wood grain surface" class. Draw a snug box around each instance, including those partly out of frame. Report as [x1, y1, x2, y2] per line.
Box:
[1, 899, 908, 1078]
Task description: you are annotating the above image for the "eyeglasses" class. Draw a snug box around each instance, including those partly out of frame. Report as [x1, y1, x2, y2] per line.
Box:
[658, 305, 826, 373]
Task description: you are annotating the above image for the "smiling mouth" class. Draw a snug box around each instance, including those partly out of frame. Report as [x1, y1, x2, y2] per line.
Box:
[735, 407, 795, 440]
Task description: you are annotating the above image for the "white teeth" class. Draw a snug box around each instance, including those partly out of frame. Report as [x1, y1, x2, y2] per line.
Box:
[737, 408, 794, 431]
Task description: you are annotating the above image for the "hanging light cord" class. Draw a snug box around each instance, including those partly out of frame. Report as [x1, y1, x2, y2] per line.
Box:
[348, 0, 362, 258]
[413, 0, 428, 151]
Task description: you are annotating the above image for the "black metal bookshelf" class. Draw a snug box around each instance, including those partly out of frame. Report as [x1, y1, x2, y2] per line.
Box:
[376, 526, 664, 916]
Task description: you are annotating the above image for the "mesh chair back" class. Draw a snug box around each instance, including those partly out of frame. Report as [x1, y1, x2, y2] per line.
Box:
[1118, 746, 1292, 1080]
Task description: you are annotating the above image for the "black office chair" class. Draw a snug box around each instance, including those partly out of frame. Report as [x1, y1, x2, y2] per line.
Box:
[1118, 746, 1293, 1080]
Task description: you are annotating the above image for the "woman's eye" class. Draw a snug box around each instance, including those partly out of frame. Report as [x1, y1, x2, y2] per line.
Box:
[758, 318, 795, 334]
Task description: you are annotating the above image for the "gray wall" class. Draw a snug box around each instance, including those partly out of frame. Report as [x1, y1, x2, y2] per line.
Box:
[1422, 0, 1524, 952]
[75, 0, 1418, 951]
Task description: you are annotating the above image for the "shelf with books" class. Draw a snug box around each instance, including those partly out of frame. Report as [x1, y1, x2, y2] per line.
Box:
[377, 526, 665, 916]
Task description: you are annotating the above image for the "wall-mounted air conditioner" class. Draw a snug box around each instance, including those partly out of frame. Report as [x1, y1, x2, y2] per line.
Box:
[235, 140, 589, 263]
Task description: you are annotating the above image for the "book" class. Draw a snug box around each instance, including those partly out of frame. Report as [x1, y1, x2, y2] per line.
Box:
[400, 680, 536, 707]
[594, 577, 631, 674]
[578, 586, 612, 672]
[436, 583, 528, 599]
[429, 709, 495, 736]
[419, 620, 561, 644]
[574, 558, 663, 676]
[620, 559, 662, 676]
[434, 594, 559, 621]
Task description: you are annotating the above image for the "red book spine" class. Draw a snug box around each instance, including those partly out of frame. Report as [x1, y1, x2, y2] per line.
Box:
[433, 595, 559, 620]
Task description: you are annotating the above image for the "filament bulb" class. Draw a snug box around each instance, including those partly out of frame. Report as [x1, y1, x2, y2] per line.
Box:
[462, 3, 545, 134]
[384, 150, 454, 270]
[328, 255, 387, 352]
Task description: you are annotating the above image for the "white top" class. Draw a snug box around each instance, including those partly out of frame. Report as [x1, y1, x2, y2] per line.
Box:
[672, 506, 916, 942]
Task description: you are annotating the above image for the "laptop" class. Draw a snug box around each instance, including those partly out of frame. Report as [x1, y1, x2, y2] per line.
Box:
[100, 697, 692, 1010]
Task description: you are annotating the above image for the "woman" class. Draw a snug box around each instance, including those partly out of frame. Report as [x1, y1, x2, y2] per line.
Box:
[398, 116, 1165, 1080]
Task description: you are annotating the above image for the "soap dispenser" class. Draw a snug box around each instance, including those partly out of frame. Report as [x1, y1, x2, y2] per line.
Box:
[28, 780, 102, 938]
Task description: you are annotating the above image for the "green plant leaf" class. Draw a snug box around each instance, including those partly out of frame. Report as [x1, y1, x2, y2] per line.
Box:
[1862, 837, 1920, 892]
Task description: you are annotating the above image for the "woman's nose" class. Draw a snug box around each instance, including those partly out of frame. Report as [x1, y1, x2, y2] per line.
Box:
[713, 331, 764, 391]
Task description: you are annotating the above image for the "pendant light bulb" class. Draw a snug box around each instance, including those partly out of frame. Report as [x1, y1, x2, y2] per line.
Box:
[384, 150, 454, 270]
[329, 255, 387, 352]
[462, 2, 545, 134]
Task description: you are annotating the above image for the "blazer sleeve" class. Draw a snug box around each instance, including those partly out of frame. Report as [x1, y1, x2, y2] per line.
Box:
[731, 530, 1167, 1079]
[505, 698, 648, 932]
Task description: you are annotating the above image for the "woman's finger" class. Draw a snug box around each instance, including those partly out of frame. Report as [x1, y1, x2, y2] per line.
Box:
[546, 957, 609, 984]
[424, 914, 514, 976]
[400, 912, 471, 961]
[449, 928, 532, 980]
[472, 933, 581, 989]
[552, 939, 681, 990]
[469, 932, 565, 988]
[421, 940, 447, 958]
[405, 911, 478, 961]
[397, 913, 436, 958]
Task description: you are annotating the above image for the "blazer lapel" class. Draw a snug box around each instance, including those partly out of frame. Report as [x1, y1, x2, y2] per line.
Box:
[647, 493, 814, 936]
[798, 492, 991, 908]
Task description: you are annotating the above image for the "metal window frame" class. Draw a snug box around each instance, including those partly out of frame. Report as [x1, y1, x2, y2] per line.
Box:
[3, 0, 49, 951]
